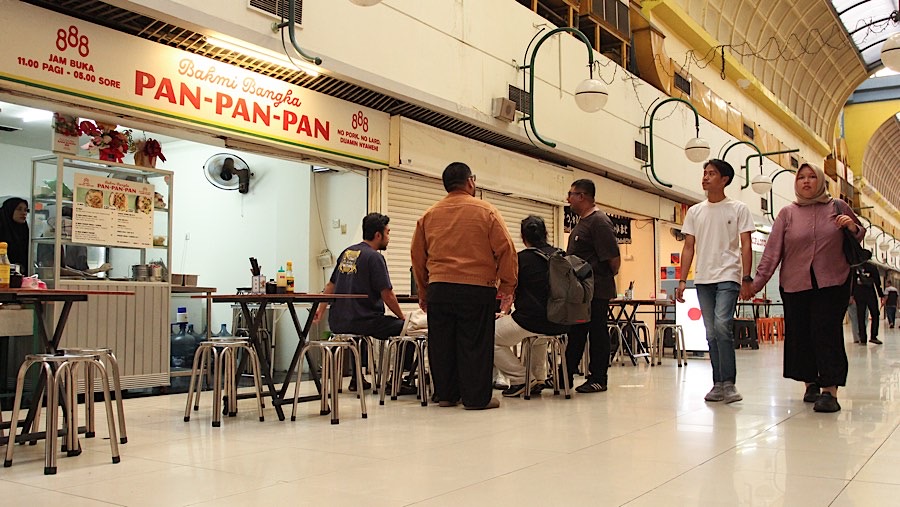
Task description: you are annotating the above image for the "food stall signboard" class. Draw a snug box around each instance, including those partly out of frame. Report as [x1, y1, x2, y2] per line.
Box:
[72, 173, 154, 248]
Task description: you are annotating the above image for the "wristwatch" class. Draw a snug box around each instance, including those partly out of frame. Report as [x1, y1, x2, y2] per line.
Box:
[742, 275, 753, 283]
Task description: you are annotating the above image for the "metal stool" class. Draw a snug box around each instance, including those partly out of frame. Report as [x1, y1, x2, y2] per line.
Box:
[4, 353, 120, 475]
[59, 347, 127, 444]
[653, 324, 687, 367]
[522, 335, 571, 400]
[291, 337, 367, 424]
[379, 334, 429, 406]
[331, 334, 377, 395]
[607, 324, 624, 366]
[184, 338, 265, 427]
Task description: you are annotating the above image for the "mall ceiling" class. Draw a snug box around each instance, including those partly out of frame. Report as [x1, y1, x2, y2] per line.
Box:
[863, 115, 900, 208]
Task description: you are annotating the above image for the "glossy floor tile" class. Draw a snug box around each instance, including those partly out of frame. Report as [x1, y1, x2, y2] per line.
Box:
[1, 324, 899, 506]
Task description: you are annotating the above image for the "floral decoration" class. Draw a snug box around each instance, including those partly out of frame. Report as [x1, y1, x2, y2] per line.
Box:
[132, 138, 167, 167]
[52, 113, 80, 137]
[79, 120, 133, 163]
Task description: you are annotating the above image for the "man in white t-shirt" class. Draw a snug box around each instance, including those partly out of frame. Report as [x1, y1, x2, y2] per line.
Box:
[676, 159, 755, 404]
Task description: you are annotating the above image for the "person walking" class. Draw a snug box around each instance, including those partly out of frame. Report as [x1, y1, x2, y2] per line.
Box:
[745, 163, 865, 413]
[852, 261, 883, 345]
[676, 159, 754, 404]
[883, 280, 898, 329]
[562, 179, 620, 394]
[411, 162, 518, 410]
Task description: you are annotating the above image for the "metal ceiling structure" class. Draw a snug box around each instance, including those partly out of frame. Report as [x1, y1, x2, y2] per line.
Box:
[862, 114, 900, 207]
[670, 0, 893, 143]
[831, 0, 900, 70]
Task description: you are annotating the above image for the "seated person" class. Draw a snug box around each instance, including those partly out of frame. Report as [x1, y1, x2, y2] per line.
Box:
[314, 213, 415, 394]
[494, 215, 568, 397]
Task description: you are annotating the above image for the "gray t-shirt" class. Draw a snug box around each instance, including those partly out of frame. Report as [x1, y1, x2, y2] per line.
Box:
[566, 210, 620, 300]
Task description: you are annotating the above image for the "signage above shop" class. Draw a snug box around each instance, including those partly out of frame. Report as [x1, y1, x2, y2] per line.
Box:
[564, 206, 632, 244]
[0, 2, 389, 166]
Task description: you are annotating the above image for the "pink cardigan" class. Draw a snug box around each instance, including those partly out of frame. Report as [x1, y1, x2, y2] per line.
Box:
[752, 199, 865, 294]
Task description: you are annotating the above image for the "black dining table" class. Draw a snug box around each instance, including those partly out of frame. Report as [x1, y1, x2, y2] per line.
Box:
[608, 298, 675, 365]
[0, 289, 133, 446]
[198, 293, 367, 421]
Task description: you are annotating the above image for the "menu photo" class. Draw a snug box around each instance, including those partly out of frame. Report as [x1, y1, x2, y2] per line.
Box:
[72, 173, 154, 248]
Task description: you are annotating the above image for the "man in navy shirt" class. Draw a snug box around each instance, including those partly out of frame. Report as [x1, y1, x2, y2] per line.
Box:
[314, 213, 412, 393]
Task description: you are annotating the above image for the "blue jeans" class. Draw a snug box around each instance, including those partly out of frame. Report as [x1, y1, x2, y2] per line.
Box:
[696, 281, 740, 384]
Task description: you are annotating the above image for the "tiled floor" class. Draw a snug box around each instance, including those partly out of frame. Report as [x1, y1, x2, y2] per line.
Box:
[2, 324, 899, 506]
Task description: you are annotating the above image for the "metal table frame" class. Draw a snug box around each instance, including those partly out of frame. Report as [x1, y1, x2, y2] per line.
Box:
[0, 289, 132, 446]
[608, 299, 674, 366]
[200, 293, 366, 421]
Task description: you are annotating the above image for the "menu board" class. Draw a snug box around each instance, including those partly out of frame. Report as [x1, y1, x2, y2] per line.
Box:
[72, 173, 154, 248]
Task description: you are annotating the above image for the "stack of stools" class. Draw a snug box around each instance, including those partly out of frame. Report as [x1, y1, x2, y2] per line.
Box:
[378, 334, 430, 406]
[184, 338, 265, 427]
[290, 335, 367, 424]
[59, 347, 128, 444]
[756, 317, 785, 343]
[521, 335, 571, 400]
[652, 323, 687, 367]
[4, 352, 121, 475]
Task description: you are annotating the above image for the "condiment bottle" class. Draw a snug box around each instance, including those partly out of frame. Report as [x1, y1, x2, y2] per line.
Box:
[276, 266, 287, 294]
[0, 242, 9, 288]
[285, 261, 295, 293]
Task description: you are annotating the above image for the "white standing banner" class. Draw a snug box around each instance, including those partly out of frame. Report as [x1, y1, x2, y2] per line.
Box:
[72, 173, 154, 248]
[675, 288, 710, 352]
[0, 1, 390, 166]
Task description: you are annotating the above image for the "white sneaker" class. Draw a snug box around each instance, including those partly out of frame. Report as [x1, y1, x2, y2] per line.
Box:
[723, 382, 742, 403]
[704, 383, 724, 402]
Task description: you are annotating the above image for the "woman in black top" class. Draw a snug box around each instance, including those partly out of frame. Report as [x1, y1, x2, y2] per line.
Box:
[0, 197, 29, 273]
[493, 215, 568, 397]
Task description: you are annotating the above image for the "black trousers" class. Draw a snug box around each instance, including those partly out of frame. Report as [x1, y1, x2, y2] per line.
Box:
[781, 280, 850, 387]
[854, 291, 880, 341]
[426, 283, 497, 408]
[564, 298, 610, 385]
[332, 315, 409, 379]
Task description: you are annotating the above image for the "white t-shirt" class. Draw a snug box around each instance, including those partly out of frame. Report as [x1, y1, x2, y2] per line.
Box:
[681, 197, 755, 284]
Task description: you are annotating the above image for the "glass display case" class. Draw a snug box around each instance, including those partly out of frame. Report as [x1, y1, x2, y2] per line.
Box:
[29, 154, 174, 389]
[30, 154, 172, 285]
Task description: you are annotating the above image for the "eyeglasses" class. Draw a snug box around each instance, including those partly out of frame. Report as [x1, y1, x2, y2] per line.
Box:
[567, 191, 585, 198]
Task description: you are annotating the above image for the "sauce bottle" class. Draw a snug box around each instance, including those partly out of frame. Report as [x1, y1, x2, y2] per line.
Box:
[285, 261, 295, 293]
[0, 242, 9, 288]
[276, 266, 287, 294]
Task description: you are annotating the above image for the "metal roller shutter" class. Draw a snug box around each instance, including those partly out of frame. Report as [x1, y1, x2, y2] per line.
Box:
[384, 171, 446, 295]
[482, 190, 558, 251]
[383, 171, 561, 295]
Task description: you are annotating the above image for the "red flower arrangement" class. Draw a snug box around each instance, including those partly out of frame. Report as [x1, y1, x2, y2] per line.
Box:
[132, 138, 167, 167]
[52, 113, 80, 137]
[79, 120, 133, 163]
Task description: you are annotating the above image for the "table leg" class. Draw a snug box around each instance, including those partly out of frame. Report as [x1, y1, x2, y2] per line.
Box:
[276, 302, 321, 401]
[239, 302, 285, 421]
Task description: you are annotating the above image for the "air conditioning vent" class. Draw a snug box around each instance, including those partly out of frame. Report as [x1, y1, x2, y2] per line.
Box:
[790, 155, 799, 168]
[674, 72, 691, 95]
[249, 0, 302, 25]
[761, 197, 768, 211]
[743, 123, 755, 140]
[634, 140, 648, 162]
[508, 85, 531, 115]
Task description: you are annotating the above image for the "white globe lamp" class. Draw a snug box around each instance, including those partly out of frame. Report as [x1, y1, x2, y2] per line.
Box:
[574, 79, 608, 112]
[881, 33, 900, 72]
[349, 0, 383, 6]
[684, 137, 711, 163]
[750, 174, 773, 195]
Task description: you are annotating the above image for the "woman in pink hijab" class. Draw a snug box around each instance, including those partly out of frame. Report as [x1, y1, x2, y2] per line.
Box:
[743, 163, 865, 413]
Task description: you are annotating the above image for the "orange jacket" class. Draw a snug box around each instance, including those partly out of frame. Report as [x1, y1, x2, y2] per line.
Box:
[411, 191, 518, 296]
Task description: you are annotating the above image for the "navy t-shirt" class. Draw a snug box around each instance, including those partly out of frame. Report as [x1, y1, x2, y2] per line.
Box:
[566, 209, 620, 300]
[328, 242, 392, 328]
[512, 245, 569, 336]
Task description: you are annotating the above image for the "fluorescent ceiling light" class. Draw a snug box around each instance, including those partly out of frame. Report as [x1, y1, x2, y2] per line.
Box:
[21, 109, 52, 122]
[206, 36, 320, 77]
